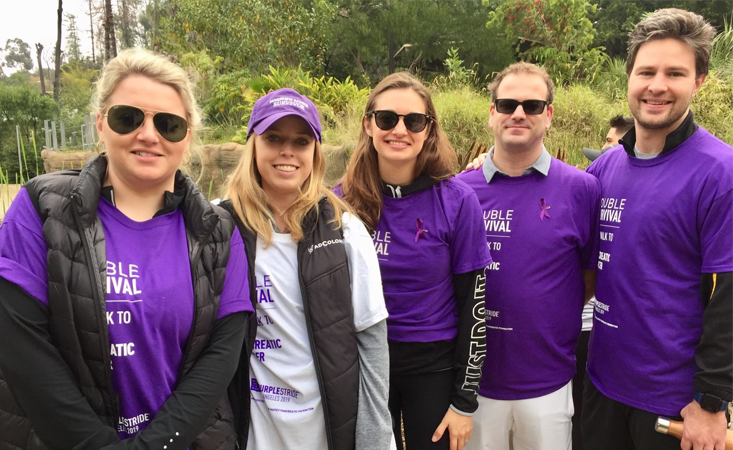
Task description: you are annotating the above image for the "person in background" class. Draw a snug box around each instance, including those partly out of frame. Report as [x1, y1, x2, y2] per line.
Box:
[221, 88, 393, 450]
[572, 114, 633, 450]
[581, 115, 635, 162]
[0, 48, 252, 449]
[583, 9, 732, 450]
[459, 62, 600, 450]
[338, 72, 491, 450]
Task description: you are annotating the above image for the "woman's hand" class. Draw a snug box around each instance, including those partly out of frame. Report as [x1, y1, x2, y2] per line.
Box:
[432, 408, 473, 450]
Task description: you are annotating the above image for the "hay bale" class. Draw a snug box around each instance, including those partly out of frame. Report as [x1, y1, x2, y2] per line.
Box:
[41, 149, 96, 173]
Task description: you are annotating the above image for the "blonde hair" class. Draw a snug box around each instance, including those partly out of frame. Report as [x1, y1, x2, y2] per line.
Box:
[488, 62, 555, 104]
[224, 134, 351, 245]
[91, 48, 202, 150]
[626, 8, 716, 77]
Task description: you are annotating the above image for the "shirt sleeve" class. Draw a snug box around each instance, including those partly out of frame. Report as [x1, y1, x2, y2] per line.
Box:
[699, 187, 733, 273]
[579, 176, 602, 270]
[217, 228, 253, 319]
[342, 213, 389, 332]
[0, 187, 49, 305]
[450, 190, 492, 275]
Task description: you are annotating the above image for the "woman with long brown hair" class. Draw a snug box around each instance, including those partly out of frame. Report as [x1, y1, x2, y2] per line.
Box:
[338, 72, 492, 450]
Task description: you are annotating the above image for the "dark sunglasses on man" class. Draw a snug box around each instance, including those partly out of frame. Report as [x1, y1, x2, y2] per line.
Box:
[366, 110, 433, 133]
[104, 105, 189, 143]
[494, 99, 549, 115]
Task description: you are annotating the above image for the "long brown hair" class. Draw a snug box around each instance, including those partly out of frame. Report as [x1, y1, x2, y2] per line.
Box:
[224, 134, 350, 246]
[340, 72, 457, 230]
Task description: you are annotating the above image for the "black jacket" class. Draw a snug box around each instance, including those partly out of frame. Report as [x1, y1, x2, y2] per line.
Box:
[222, 198, 359, 450]
[0, 156, 245, 450]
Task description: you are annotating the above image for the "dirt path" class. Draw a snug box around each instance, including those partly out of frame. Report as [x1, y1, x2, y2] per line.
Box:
[0, 184, 22, 220]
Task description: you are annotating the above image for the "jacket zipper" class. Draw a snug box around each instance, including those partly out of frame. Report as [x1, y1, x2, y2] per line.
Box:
[298, 253, 334, 450]
[71, 193, 119, 423]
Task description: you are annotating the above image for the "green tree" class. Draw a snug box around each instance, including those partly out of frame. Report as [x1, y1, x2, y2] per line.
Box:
[2, 38, 34, 72]
[65, 14, 83, 62]
[0, 82, 58, 179]
[488, 0, 606, 83]
[58, 61, 98, 133]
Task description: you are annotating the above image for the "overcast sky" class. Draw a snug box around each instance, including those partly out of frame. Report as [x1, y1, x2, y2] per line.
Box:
[1, 0, 98, 72]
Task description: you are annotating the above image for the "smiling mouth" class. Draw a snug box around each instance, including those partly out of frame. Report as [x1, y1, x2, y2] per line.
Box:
[643, 100, 672, 106]
[133, 151, 161, 157]
[274, 165, 297, 172]
[386, 141, 409, 147]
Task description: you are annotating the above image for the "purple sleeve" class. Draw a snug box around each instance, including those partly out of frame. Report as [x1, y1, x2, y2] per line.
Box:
[0, 188, 48, 305]
[451, 190, 492, 275]
[699, 187, 733, 273]
[579, 177, 602, 270]
[217, 229, 252, 319]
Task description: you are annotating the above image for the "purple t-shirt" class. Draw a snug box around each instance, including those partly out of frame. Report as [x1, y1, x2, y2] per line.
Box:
[0, 188, 251, 438]
[586, 128, 733, 416]
[458, 159, 601, 400]
[369, 178, 492, 342]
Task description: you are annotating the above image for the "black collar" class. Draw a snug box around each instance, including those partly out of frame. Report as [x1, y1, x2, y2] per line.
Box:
[101, 183, 186, 217]
[619, 111, 699, 157]
[382, 174, 442, 198]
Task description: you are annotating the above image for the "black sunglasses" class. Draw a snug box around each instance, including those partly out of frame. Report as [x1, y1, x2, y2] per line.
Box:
[367, 110, 433, 133]
[494, 99, 549, 115]
[104, 105, 189, 143]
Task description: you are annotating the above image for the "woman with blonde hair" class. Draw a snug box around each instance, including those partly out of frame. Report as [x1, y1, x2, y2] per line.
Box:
[221, 88, 393, 450]
[338, 72, 492, 450]
[0, 48, 252, 449]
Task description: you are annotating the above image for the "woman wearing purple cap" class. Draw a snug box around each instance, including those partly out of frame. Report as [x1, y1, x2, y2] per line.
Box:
[0, 49, 252, 449]
[221, 88, 393, 450]
[338, 73, 492, 450]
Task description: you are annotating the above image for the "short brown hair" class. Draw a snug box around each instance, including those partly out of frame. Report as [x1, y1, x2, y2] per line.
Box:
[609, 115, 634, 134]
[626, 8, 716, 76]
[488, 62, 555, 104]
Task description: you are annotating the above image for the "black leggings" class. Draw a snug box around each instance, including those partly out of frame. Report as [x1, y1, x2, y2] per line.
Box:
[389, 369, 455, 450]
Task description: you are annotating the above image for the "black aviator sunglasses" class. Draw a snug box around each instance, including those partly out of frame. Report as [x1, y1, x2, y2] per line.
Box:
[494, 99, 549, 115]
[104, 105, 189, 143]
[366, 110, 433, 133]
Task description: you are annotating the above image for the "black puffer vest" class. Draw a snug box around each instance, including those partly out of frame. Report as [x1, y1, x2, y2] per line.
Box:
[0, 156, 238, 450]
[222, 199, 359, 450]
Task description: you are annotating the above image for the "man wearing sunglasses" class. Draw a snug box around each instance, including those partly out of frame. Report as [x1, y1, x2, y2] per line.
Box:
[582, 9, 732, 450]
[458, 62, 600, 450]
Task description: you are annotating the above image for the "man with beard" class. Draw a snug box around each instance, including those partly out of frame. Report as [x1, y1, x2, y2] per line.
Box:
[583, 9, 732, 450]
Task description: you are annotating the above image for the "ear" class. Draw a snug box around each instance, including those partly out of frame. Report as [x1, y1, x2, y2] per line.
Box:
[96, 114, 104, 139]
[363, 114, 373, 137]
[691, 74, 706, 98]
[488, 103, 496, 127]
[546, 104, 554, 129]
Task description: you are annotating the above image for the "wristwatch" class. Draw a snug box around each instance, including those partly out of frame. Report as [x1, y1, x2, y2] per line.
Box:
[694, 392, 729, 413]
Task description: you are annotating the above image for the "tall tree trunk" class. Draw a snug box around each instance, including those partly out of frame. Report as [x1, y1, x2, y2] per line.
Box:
[53, 0, 63, 102]
[388, 35, 395, 74]
[104, 0, 117, 61]
[88, 0, 96, 63]
[119, 0, 133, 48]
[35, 43, 46, 96]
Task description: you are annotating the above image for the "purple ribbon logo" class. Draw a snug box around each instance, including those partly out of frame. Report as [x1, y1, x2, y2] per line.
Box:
[539, 198, 551, 221]
[415, 218, 428, 243]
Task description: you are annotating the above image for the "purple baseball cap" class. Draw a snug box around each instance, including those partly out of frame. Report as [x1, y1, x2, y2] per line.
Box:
[246, 88, 322, 142]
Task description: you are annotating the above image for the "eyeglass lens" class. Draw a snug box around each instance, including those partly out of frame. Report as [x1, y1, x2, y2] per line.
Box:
[372, 110, 430, 133]
[494, 99, 548, 115]
[107, 105, 188, 143]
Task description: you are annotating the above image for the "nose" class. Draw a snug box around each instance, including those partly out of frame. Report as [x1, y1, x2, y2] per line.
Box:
[279, 143, 296, 156]
[136, 113, 159, 144]
[510, 104, 527, 119]
[648, 73, 668, 94]
[391, 117, 409, 135]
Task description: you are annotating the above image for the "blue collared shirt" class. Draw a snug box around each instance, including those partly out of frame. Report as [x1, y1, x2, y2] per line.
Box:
[482, 146, 552, 184]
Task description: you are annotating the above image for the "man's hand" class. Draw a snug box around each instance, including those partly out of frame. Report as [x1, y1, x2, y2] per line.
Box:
[464, 153, 488, 171]
[679, 399, 727, 450]
[432, 408, 473, 450]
